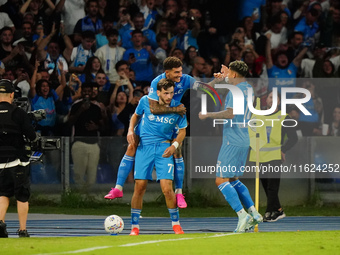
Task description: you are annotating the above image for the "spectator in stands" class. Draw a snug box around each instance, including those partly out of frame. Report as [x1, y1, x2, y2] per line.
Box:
[239, 0, 266, 32]
[241, 16, 260, 47]
[294, 4, 320, 45]
[138, 0, 158, 29]
[243, 45, 268, 100]
[19, 0, 55, 31]
[153, 33, 168, 76]
[55, 0, 86, 36]
[163, 0, 180, 29]
[183, 45, 198, 73]
[94, 70, 111, 106]
[97, 0, 107, 19]
[286, 31, 304, 63]
[190, 56, 206, 79]
[265, 14, 287, 50]
[114, 60, 137, 92]
[203, 58, 214, 79]
[169, 17, 200, 53]
[95, 15, 114, 49]
[68, 82, 102, 188]
[295, 80, 323, 136]
[13, 22, 34, 55]
[13, 65, 31, 97]
[109, 87, 130, 136]
[66, 30, 96, 75]
[29, 60, 66, 135]
[78, 56, 110, 91]
[116, 6, 133, 39]
[73, 0, 103, 44]
[265, 33, 307, 96]
[0, 27, 31, 71]
[155, 18, 171, 40]
[95, 28, 125, 84]
[123, 29, 157, 83]
[0, 0, 22, 29]
[320, 6, 340, 47]
[36, 24, 68, 77]
[224, 41, 243, 66]
[328, 105, 340, 136]
[118, 88, 144, 136]
[0, 10, 15, 32]
[170, 48, 190, 74]
[121, 12, 158, 50]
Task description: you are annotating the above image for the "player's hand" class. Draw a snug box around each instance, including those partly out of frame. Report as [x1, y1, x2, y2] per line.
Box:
[127, 130, 136, 145]
[162, 145, 176, 158]
[198, 112, 208, 120]
[220, 64, 229, 77]
[175, 104, 186, 117]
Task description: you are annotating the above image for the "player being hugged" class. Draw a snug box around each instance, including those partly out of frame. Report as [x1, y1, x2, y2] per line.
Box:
[128, 78, 187, 236]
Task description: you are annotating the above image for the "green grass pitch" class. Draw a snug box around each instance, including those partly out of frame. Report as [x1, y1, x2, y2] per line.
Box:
[1, 231, 339, 255]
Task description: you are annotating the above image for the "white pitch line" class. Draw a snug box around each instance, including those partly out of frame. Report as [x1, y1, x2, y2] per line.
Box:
[35, 233, 237, 255]
[119, 233, 237, 247]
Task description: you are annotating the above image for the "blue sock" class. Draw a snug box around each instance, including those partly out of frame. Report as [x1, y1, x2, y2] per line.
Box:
[116, 155, 134, 187]
[231, 180, 254, 209]
[168, 208, 179, 224]
[131, 208, 141, 225]
[174, 158, 184, 190]
[218, 182, 243, 212]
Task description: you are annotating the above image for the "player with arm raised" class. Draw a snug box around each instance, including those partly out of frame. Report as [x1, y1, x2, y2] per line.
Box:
[199, 60, 263, 233]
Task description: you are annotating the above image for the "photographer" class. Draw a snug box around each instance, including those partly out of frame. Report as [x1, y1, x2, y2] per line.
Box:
[0, 80, 37, 238]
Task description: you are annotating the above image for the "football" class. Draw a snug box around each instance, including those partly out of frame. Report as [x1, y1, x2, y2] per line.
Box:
[104, 215, 124, 234]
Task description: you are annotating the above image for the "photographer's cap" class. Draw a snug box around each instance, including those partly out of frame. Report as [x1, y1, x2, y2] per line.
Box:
[0, 79, 15, 93]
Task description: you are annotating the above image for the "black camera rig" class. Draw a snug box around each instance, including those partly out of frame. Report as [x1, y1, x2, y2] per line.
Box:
[13, 97, 61, 161]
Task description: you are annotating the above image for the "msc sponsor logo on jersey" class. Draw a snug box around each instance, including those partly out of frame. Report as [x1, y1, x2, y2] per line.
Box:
[275, 79, 294, 86]
[148, 114, 155, 121]
[149, 115, 175, 124]
[175, 89, 183, 95]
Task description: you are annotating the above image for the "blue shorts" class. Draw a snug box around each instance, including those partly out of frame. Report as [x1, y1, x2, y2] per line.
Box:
[134, 142, 174, 181]
[216, 143, 249, 178]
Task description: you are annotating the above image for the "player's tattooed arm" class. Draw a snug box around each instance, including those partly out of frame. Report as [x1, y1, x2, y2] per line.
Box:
[198, 108, 234, 120]
[149, 99, 186, 117]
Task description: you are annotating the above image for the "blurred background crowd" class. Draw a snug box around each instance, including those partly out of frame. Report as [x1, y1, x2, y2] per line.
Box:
[0, 0, 339, 138]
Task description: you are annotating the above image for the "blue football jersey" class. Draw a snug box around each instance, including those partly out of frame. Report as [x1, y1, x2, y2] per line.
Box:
[148, 73, 196, 102]
[224, 81, 254, 147]
[135, 96, 187, 145]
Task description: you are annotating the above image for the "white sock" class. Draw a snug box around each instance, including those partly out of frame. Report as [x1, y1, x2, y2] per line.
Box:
[115, 185, 123, 191]
[175, 188, 182, 194]
[172, 221, 180, 227]
[248, 206, 256, 214]
[131, 224, 139, 230]
[236, 208, 247, 217]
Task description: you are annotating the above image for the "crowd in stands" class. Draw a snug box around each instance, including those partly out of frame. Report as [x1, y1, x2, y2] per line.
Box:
[0, 0, 339, 138]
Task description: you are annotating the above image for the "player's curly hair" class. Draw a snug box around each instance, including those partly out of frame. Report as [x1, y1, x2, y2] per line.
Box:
[229, 60, 248, 77]
[163, 57, 183, 71]
[157, 78, 175, 91]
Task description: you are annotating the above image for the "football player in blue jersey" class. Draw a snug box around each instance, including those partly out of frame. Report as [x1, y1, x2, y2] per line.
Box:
[105, 57, 198, 208]
[199, 60, 263, 233]
[129, 78, 187, 235]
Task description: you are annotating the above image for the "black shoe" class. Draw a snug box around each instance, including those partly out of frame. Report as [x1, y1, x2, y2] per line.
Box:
[263, 212, 271, 222]
[0, 220, 8, 238]
[269, 210, 286, 222]
[18, 229, 30, 237]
